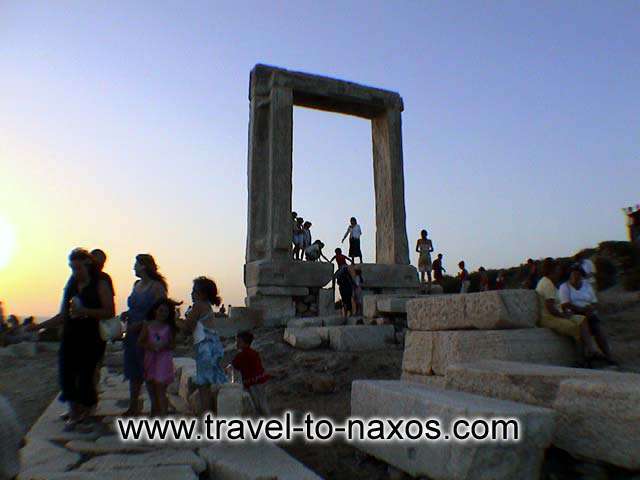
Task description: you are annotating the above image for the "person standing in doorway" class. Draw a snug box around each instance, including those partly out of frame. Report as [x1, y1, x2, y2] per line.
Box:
[416, 230, 434, 291]
[342, 217, 363, 263]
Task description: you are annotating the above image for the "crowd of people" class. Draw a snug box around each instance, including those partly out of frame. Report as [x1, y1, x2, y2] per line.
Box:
[0, 310, 38, 346]
[30, 248, 270, 432]
[291, 213, 364, 264]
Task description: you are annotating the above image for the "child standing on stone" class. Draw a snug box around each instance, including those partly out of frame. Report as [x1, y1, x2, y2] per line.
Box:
[229, 331, 271, 416]
[138, 298, 180, 416]
[184, 277, 227, 414]
[293, 217, 305, 260]
[458, 261, 470, 293]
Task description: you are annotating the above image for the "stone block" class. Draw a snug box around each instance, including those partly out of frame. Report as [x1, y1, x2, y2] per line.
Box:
[355, 264, 419, 289]
[407, 290, 539, 331]
[287, 317, 324, 328]
[444, 361, 640, 469]
[318, 288, 335, 316]
[245, 295, 295, 327]
[351, 380, 556, 480]
[246, 286, 309, 297]
[403, 329, 578, 376]
[18, 439, 81, 479]
[198, 441, 322, 479]
[376, 297, 414, 315]
[77, 449, 205, 473]
[283, 327, 323, 350]
[208, 308, 262, 337]
[244, 260, 333, 288]
[554, 379, 640, 470]
[216, 384, 245, 417]
[66, 437, 154, 455]
[328, 325, 395, 351]
[400, 371, 446, 387]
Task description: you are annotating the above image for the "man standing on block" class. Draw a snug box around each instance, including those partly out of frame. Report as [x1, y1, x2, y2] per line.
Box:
[342, 217, 363, 264]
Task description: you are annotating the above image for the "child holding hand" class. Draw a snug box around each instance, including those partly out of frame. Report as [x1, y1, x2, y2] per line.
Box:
[138, 298, 180, 416]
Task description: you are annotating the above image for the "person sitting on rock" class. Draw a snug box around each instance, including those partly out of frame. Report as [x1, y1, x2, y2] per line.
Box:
[536, 258, 608, 367]
[304, 240, 330, 262]
[229, 330, 271, 416]
[574, 251, 597, 290]
[559, 265, 616, 366]
[495, 270, 506, 290]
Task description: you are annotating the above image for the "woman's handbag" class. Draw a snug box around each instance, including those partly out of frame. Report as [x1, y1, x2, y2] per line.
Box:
[99, 316, 123, 342]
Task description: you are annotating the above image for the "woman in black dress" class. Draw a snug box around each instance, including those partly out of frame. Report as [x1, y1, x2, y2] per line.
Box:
[59, 248, 114, 428]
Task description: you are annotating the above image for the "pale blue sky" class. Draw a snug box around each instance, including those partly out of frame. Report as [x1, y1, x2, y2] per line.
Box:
[1, 1, 638, 314]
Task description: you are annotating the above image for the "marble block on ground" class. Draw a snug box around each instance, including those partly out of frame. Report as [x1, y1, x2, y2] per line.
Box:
[402, 329, 578, 376]
[407, 289, 539, 331]
[77, 449, 206, 473]
[328, 325, 395, 351]
[198, 441, 323, 479]
[351, 380, 555, 480]
[283, 327, 323, 350]
[444, 360, 640, 469]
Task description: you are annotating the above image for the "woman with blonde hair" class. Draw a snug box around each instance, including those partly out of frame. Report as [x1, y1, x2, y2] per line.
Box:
[121, 254, 167, 415]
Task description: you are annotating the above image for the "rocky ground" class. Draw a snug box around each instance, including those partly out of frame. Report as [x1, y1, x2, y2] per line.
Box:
[1, 287, 639, 479]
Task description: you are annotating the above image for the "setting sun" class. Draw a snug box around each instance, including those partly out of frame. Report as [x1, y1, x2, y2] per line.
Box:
[0, 216, 16, 270]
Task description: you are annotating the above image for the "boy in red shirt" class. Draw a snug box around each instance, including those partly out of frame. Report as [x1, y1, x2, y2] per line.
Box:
[329, 248, 352, 268]
[229, 331, 271, 416]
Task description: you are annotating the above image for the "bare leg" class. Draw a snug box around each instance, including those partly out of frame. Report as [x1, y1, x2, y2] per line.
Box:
[589, 316, 613, 360]
[156, 383, 168, 415]
[126, 379, 143, 415]
[579, 322, 598, 358]
[427, 271, 432, 292]
[146, 381, 157, 416]
[198, 385, 211, 415]
[420, 271, 425, 284]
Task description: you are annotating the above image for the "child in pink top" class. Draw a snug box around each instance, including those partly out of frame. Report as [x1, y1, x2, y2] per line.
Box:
[139, 298, 180, 415]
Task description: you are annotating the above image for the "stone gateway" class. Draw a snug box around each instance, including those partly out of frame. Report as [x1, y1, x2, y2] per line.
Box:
[244, 65, 419, 324]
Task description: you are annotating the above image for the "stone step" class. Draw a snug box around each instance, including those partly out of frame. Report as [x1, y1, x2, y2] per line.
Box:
[19, 439, 81, 479]
[402, 328, 578, 376]
[407, 289, 539, 331]
[37, 466, 198, 480]
[444, 360, 640, 469]
[351, 380, 555, 480]
[77, 449, 206, 474]
[198, 441, 323, 479]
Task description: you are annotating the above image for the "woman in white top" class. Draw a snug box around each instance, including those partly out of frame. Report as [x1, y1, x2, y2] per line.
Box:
[559, 266, 615, 366]
[342, 217, 363, 263]
[184, 276, 227, 414]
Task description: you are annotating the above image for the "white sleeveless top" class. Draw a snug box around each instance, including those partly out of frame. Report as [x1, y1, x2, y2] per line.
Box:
[193, 311, 214, 345]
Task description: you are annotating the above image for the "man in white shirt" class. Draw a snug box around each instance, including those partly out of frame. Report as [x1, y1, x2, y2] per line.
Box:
[559, 266, 615, 366]
[342, 217, 363, 264]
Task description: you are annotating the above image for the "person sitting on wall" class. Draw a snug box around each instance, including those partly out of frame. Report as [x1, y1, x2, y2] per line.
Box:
[304, 240, 330, 262]
[559, 265, 616, 366]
